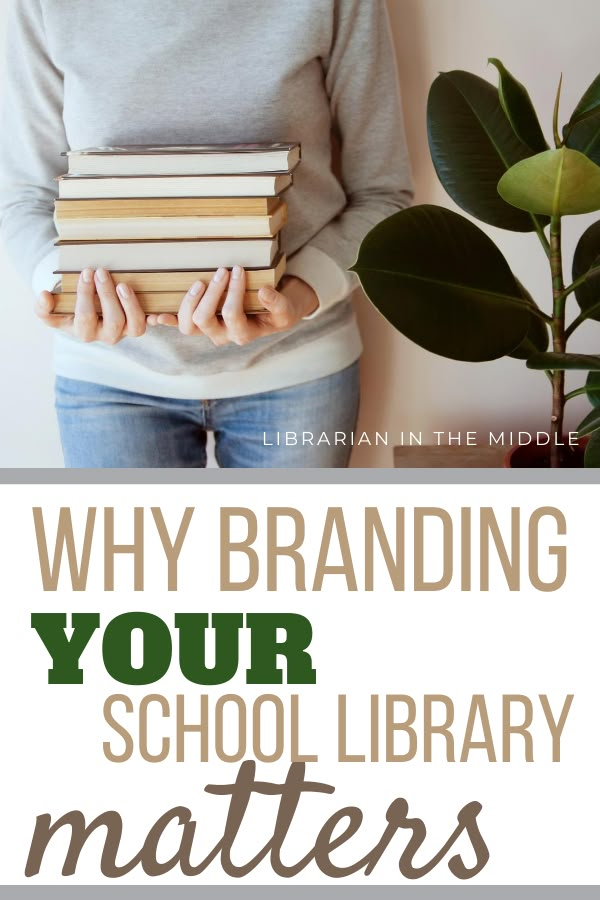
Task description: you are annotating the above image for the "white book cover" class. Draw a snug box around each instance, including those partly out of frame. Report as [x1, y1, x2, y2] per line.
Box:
[56, 238, 279, 270]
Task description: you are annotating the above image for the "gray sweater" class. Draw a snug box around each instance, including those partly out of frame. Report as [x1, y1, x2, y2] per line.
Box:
[0, 0, 412, 399]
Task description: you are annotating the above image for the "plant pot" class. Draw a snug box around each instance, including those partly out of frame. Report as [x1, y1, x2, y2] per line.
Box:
[504, 438, 587, 468]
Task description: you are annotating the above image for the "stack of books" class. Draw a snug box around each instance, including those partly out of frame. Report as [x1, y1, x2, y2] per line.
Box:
[51, 143, 300, 314]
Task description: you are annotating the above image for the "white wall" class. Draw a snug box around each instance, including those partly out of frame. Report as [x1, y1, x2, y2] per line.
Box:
[0, 8, 62, 466]
[1, 0, 599, 467]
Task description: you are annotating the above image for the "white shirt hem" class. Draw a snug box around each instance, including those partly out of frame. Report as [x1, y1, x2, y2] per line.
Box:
[54, 320, 363, 399]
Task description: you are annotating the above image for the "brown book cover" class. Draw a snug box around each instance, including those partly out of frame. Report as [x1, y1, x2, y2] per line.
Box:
[54, 196, 283, 217]
[56, 253, 286, 293]
[54, 202, 287, 241]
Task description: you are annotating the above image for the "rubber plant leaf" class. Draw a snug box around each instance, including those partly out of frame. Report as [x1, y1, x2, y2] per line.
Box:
[576, 407, 600, 437]
[498, 147, 600, 216]
[508, 280, 549, 359]
[564, 73, 600, 166]
[489, 58, 548, 153]
[584, 428, 600, 467]
[427, 70, 548, 231]
[586, 371, 600, 407]
[527, 352, 600, 371]
[572, 220, 600, 320]
[350, 205, 531, 363]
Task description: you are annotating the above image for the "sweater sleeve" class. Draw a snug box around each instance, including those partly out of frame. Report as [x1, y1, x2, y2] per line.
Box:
[0, 0, 66, 290]
[288, 0, 413, 318]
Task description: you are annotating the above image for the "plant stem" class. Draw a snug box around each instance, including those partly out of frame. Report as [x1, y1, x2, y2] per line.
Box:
[559, 264, 600, 303]
[550, 215, 566, 467]
[532, 217, 551, 258]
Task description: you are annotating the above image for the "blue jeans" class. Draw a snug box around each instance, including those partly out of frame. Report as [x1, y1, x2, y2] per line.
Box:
[55, 362, 360, 468]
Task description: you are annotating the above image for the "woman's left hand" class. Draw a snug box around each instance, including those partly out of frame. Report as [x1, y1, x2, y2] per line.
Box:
[146, 265, 319, 345]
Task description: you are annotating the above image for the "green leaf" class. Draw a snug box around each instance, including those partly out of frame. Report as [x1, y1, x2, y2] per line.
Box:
[577, 407, 600, 437]
[569, 73, 600, 124]
[350, 205, 530, 362]
[565, 115, 600, 167]
[578, 405, 600, 436]
[586, 372, 600, 407]
[427, 71, 548, 232]
[573, 220, 600, 320]
[508, 281, 549, 359]
[509, 322, 548, 360]
[498, 147, 600, 216]
[553, 75, 563, 150]
[564, 73, 600, 166]
[527, 352, 600, 371]
[489, 59, 548, 153]
[585, 428, 600, 467]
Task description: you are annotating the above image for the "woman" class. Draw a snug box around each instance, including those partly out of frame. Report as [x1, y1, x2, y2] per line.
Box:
[0, 0, 412, 468]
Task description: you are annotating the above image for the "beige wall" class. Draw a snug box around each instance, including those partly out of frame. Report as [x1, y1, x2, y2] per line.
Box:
[352, 0, 600, 465]
[1, 0, 599, 467]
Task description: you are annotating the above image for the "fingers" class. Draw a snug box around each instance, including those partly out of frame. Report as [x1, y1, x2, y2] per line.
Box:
[115, 282, 147, 338]
[155, 313, 179, 327]
[94, 268, 126, 345]
[189, 267, 230, 345]
[220, 265, 252, 346]
[257, 287, 297, 331]
[34, 292, 75, 331]
[73, 268, 100, 342]
[37, 271, 145, 344]
[178, 280, 207, 335]
[146, 268, 296, 346]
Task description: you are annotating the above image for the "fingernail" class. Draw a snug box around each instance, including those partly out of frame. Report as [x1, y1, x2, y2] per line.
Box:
[259, 287, 275, 302]
[190, 280, 203, 297]
[232, 265, 243, 280]
[116, 283, 129, 301]
[213, 267, 226, 283]
[95, 268, 109, 284]
[81, 268, 93, 284]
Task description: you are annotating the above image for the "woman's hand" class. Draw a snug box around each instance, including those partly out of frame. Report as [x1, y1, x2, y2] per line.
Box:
[35, 268, 147, 344]
[147, 265, 319, 345]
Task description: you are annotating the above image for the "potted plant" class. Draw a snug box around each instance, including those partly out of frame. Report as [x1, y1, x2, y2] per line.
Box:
[351, 61, 600, 467]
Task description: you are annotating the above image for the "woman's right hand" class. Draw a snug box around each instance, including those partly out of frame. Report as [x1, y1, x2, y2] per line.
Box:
[35, 267, 147, 344]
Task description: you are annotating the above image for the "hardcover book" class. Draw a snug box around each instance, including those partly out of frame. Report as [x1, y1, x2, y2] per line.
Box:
[54, 196, 283, 216]
[63, 142, 301, 176]
[55, 237, 279, 271]
[51, 290, 268, 315]
[54, 202, 287, 241]
[56, 253, 286, 294]
[57, 173, 293, 199]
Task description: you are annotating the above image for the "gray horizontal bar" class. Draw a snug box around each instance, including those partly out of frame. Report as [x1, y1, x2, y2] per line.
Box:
[1, 467, 600, 484]
[0, 887, 596, 897]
